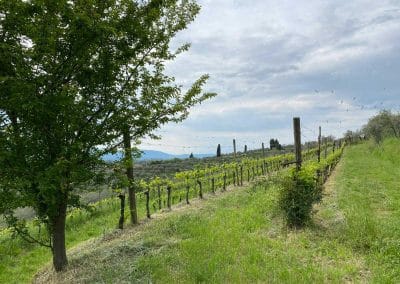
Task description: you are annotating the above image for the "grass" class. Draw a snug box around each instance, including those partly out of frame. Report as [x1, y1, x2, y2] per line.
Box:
[333, 138, 400, 282]
[3, 138, 400, 283]
[0, 196, 150, 284]
[35, 172, 367, 283]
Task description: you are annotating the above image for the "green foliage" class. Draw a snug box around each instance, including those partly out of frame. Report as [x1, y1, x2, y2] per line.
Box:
[279, 146, 344, 227]
[269, 138, 282, 150]
[0, 0, 215, 271]
[362, 110, 400, 143]
[279, 165, 321, 227]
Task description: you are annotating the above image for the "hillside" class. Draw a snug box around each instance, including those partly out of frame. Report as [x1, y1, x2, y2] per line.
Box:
[103, 150, 213, 162]
[32, 139, 400, 283]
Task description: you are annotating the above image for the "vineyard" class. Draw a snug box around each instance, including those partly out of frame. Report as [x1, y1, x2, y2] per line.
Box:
[0, 137, 343, 283]
[32, 138, 400, 283]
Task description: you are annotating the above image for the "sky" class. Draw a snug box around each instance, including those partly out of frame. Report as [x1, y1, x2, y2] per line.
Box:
[141, 0, 400, 155]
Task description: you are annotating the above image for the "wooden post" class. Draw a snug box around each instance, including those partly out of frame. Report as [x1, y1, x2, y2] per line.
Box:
[324, 137, 327, 158]
[185, 179, 190, 205]
[223, 173, 227, 191]
[318, 126, 321, 163]
[333, 141, 336, 153]
[293, 117, 302, 170]
[118, 193, 125, 229]
[211, 177, 215, 194]
[236, 166, 240, 185]
[197, 180, 203, 199]
[145, 189, 150, 218]
[240, 165, 243, 186]
[233, 139, 236, 158]
[167, 185, 171, 210]
[262, 142, 265, 156]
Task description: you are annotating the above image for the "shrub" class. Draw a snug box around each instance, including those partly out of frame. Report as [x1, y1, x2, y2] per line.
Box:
[278, 164, 322, 227]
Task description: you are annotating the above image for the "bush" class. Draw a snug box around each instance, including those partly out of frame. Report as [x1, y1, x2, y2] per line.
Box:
[278, 164, 322, 227]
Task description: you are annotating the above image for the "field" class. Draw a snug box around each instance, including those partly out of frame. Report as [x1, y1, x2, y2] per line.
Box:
[1, 139, 399, 283]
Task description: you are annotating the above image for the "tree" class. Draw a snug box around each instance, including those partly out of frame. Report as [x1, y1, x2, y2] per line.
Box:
[270, 138, 282, 150]
[0, 0, 215, 271]
[216, 144, 221, 157]
[362, 110, 400, 143]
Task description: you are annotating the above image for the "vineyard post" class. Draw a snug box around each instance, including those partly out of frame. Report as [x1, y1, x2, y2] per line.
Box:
[324, 137, 327, 158]
[185, 177, 190, 204]
[236, 166, 240, 185]
[167, 185, 172, 210]
[247, 168, 250, 182]
[293, 117, 302, 170]
[211, 177, 215, 194]
[118, 193, 125, 230]
[333, 140, 336, 153]
[145, 189, 150, 219]
[233, 171, 236, 186]
[318, 126, 321, 163]
[233, 139, 237, 158]
[262, 142, 265, 156]
[240, 165, 243, 186]
[223, 173, 227, 191]
[197, 180, 203, 199]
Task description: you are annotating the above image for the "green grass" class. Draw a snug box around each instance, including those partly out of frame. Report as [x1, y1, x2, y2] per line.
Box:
[4, 139, 400, 283]
[333, 138, 400, 282]
[0, 196, 150, 284]
[35, 174, 368, 283]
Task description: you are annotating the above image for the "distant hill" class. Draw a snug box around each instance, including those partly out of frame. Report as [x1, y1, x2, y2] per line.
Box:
[103, 150, 213, 162]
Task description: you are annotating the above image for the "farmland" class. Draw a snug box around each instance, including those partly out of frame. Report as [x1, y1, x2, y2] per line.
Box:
[27, 138, 400, 283]
[0, 138, 398, 282]
[0, 143, 329, 283]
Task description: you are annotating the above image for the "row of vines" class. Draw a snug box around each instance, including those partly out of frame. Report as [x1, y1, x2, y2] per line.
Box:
[131, 147, 325, 219]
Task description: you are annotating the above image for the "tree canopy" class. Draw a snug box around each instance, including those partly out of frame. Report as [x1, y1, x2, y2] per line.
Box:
[0, 0, 215, 271]
[362, 110, 400, 143]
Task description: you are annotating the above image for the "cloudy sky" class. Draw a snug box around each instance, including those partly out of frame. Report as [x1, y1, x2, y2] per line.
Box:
[142, 0, 400, 154]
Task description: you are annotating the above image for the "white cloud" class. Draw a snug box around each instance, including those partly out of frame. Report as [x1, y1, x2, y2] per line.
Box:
[142, 0, 400, 154]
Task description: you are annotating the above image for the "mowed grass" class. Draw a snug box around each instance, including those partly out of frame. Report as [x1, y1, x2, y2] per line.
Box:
[35, 174, 367, 283]
[0, 196, 150, 284]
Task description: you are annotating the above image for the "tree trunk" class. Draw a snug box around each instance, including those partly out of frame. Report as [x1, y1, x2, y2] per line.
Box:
[123, 128, 138, 225]
[52, 201, 68, 272]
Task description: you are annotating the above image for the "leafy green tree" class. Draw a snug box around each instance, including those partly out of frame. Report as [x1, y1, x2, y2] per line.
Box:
[0, 0, 215, 272]
[362, 110, 400, 143]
